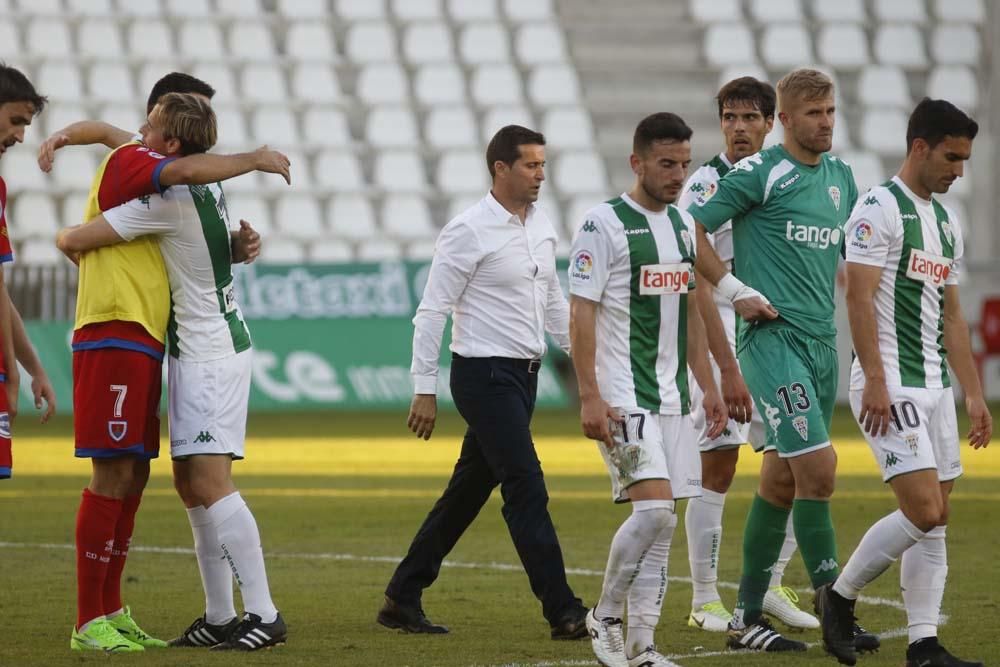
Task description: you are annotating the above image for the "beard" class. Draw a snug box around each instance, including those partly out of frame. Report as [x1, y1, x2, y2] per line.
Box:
[640, 178, 678, 206]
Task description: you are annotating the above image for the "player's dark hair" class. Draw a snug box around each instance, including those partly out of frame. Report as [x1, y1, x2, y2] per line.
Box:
[0, 62, 46, 114]
[486, 125, 545, 178]
[633, 112, 692, 156]
[716, 77, 776, 120]
[146, 72, 215, 114]
[906, 97, 978, 154]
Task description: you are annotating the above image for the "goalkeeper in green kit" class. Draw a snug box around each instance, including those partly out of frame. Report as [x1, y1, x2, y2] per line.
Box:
[686, 68, 876, 659]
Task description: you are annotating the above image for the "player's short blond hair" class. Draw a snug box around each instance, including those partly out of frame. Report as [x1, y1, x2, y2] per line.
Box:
[777, 68, 834, 112]
[154, 92, 217, 155]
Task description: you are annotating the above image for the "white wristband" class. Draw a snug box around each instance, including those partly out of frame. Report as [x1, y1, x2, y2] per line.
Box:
[716, 273, 746, 303]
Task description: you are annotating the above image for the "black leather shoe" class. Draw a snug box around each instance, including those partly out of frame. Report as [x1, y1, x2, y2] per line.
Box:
[376, 596, 449, 634]
[549, 603, 588, 640]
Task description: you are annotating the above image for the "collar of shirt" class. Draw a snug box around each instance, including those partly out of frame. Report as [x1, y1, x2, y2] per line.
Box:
[484, 190, 536, 227]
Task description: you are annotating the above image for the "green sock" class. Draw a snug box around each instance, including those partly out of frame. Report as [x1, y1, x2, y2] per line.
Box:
[735, 494, 790, 625]
[793, 498, 840, 587]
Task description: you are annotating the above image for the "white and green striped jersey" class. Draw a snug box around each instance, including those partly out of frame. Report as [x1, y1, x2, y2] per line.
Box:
[678, 152, 735, 263]
[845, 176, 963, 390]
[568, 193, 697, 415]
[104, 183, 252, 361]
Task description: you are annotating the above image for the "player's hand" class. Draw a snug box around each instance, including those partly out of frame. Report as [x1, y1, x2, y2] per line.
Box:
[30, 372, 56, 424]
[734, 296, 779, 322]
[702, 387, 729, 440]
[858, 377, 891, 437]
[719, 366, 752, 424]
[37, 133, 70, 173]
[965, 394, 992, 449]
[254, 145, 291, 185]
[4, 371, 18, 423]
[408, 393, 437, 440]
[580, 395, 622, 449]
[236, 220, 261, 264]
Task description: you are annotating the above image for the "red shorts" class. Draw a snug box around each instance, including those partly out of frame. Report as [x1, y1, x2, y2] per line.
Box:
[0, 387, 11, 479]
[73, 348, 162, 459]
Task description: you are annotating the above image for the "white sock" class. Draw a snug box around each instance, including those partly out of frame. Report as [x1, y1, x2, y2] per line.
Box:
[901, 525, 947, 643]
[594, 500, 674, 620]
[187, 505, 237, 625]
[627, 501, 676, 659]
[685, 489, 725, 608]
[835, 509, 926, 600]
[768, 513, 798, 589]
[207, 492, 278, 624]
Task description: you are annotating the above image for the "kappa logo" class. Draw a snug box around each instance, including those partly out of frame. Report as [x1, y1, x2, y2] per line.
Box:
[108, 420, 128, 442]
[581, 220, 598, 233]
[624, 227, 651, 236]
[792, 415, 809, 441]
[689, 182, 706, 193]
[901, 213, 919, 222]
[863, 195, 879, 207]
[194, 431, 216, 444]
[885, 452, 901, 468]
[778, 173, 801, 190]
[693, 181, 718, 206]
[138, 195, 151, 209]
[761, 398, 781, 436]
[813, 558, 838, 574]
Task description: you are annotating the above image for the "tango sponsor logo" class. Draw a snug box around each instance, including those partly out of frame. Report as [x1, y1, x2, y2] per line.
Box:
[639, 263, 691, 295]
[906, 249, 951, 286]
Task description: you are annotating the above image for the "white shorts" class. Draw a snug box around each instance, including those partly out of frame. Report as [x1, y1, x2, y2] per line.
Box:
[690, 366, 766, 452]
[597, 409, 702, 503]
[849, 385, 962, 483]
[168, 349, 252, 460]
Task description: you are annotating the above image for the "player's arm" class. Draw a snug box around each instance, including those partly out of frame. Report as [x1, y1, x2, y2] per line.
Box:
[544, 257, 571, 355]
[569, 296, 620, 448]
[6, 298, 54, 422]
[38, 121, 135, 171]
[55, 217, 125, 256]
[687, 292, 728, 438]
[845, 262, 891, 436]
[943, 287, 991, 448]
[0, 271, 18, 421]
[158, 147, 291, 188]
[694, 268, 751, 423]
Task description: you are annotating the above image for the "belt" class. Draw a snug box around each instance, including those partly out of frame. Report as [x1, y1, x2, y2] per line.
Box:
[453, 353, 542, 373]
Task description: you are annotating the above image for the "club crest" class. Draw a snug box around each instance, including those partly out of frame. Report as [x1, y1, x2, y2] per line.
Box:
[940, 221, 953, 245]
[905, 432, 919, 455]
[792, 415, 809, 441]
[828, 186, 841, 211]
[680, 229, 693, 256]
[108, 420, 128, 443]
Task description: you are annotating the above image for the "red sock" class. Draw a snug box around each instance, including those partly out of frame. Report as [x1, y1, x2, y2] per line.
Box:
[103, 494, 142, 616]
[75, 488, 122, 629]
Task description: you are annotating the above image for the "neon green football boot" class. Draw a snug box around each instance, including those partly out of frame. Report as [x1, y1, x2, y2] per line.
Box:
[70, 618, 144, 653]
[107, 607, 168, 648]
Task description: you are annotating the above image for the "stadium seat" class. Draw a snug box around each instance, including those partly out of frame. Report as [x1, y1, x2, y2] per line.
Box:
[459, 23, 511, 65]
[374, 150, 428, 193]
[689, 0, 742, 22]
[947, 166, 971, 197]
[313, 150, 365, 191]
[357, 239, 403, 261]
[43, 103, 89, 140]
[213, 105, 250, 148]
[810, 0, 865, 20]
[166, 0, 212, 17]
[114, 0, 161, 16]
[749, 0, 802, 22]
[128, 21, 174, 59]
[0, 22, 19, 60]
[277, 0, 326, 18]
[252, 107, 299, 146]
[873, 0, 927, 23]
[98, 104, 143, 136]
[541, 108, 594, 149]
[88, 62, 136, 103]
[448, 194, 481, 219]
[328, 194, 378, 241]
[382, 194, 436, 240]
[535, 191, 563, 235]
[927, 66, 978, 110]
[816, 24, 870, 68]
[933, 0, 983, 22]
[222, 172, 261, 193]
[405, 239, 437, 260]
[286, 23, 337, 62]
[52, 150, 96, 191]
[20, 239, 66, 265]
[861, 108, 909, 155]
[504, 0, 554, 21]
[392, 0, 443, 20]
[402, 22, 455, 65]
[217, 0, 262, 17]
[930, 25, 980, 66]
[481, 105, 534, 142]
[1, 151, 49, 190]
[260, 238, 306, 264]
[514, 23, 567, 66]
[356, 64, 410, 105]
[553, 151, 607, 195]
[336, 0, 387, 20]
[67, 0, 113, 15]
[839, 150, 884, 194]
[264, 149, 311, 191]
[366, 107, 419, 148]
[11, 193, 60, 240]
[346, 22, 397, 64]
[413, 64, 466, 106]
[291, 65, 343, 104]
[178, 22, 224, 59]
[437, 150, 489, 194]
[302, 109, 352, 148]
[226, 194, 273, 236]
[447, 0, 497, 22]
[37, 62, 83, 103]
[26, 19, 73, 58]
[704, 24, 756, 66]
[761, 25, 813, 68]
[274, 194, 324, 240]
[471, 64, 524, 106]
[77, 20, 124, 59]
[309, 239, 355, 263]
[857, 65, 910, 108]
[242, 64, 287, 104]
[527, 65, 581, 106]
[61, 191, 89, 227]
[192, 63, 238, 104]
[874, 25, 927, 69]
[716, 64, 768, 90]
[425, 107, 479, 149]
[230, 22, 277, 62]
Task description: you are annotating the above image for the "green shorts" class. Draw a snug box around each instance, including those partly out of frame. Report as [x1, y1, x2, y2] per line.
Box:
[738, 322, 838, 457]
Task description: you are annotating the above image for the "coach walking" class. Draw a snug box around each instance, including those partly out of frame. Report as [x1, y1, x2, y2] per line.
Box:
[377, 125, 589, 640]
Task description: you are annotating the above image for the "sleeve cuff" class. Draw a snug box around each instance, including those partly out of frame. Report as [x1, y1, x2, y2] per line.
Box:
[151, 157, 177, 193]
[413, 374, 438, 395]
[844, 255, 888, 268]
[568, 287, 601, 302]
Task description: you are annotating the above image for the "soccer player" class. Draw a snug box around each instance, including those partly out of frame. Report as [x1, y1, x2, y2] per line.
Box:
[45, 76, 288, 653]
[570, 112, 727, 667]
[0, 64, 59, 480]
[678, 77, 817, 632]
[686, 68, 876, 655]
[823, 99, 988, 667]
[57, 92, 287, 652]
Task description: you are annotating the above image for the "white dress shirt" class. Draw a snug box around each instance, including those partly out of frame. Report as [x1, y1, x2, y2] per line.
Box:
[411, 191, 570, 395]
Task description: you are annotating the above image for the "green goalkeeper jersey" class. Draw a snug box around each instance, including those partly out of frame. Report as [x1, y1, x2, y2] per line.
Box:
[687, 144, 858, 349]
